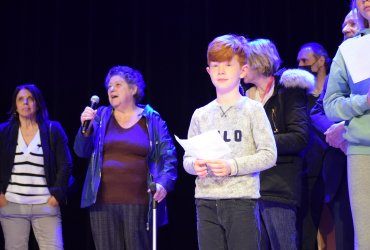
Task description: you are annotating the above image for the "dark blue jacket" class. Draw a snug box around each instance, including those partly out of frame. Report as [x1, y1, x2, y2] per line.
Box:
[310, 78, 347, 203]
[74, 104, 177, 226]
[0, 119, 73, 204]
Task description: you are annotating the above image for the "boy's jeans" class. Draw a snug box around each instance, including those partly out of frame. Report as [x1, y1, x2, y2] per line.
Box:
[196, 198, 260, 250]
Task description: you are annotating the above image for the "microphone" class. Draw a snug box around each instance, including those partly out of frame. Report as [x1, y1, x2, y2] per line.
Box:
[81, 95, 100, 134]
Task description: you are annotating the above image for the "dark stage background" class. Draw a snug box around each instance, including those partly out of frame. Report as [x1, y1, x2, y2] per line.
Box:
[0, 0, 351, 249]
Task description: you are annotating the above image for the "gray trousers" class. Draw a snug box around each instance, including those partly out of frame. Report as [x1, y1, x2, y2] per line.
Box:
[348, 155, 370, 250]
[89, 203, 150, 250]
[0, 202, 63, 250]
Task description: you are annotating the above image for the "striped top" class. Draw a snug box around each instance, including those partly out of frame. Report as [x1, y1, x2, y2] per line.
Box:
[5, 128, 50, 204]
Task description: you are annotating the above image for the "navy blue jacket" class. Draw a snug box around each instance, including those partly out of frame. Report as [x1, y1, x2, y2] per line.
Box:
[310, 78, 347, 203]
[0, 119, 73, 204]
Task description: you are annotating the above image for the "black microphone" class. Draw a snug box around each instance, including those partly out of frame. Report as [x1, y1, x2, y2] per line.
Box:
[81, 95, 100, 135]
[149, 182, 157, 209]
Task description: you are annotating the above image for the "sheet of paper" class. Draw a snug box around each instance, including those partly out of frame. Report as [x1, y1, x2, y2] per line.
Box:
[339, 34, 370, 83]
[175, 130, 231, 159]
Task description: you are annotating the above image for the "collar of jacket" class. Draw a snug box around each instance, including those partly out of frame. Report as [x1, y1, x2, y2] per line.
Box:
[242, 67, 315, 95]
[279, 68, 315, 93]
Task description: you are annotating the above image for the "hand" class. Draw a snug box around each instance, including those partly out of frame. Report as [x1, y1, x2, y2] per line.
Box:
[339, 141, 348, 155]
[194, 160, 208, 177]
[206, 159, 231, 177]
[47, 196, 59, 207]
[80, 106, 97, 126]
[324, 121, 346, 148]
[0, 193, 7, 208]
[148, 183, 167, 203]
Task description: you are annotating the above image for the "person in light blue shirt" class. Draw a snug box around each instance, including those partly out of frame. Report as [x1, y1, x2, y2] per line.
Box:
[324, 0, 370, 248]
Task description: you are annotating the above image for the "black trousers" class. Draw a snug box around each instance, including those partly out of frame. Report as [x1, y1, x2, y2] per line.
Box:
[89, 203, 150, 250]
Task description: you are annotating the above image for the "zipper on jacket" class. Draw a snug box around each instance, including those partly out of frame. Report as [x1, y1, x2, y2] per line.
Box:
[271, 108, 279, 133]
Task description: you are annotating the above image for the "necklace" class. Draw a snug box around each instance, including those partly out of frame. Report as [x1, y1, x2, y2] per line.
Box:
[219, 106, 233, 117]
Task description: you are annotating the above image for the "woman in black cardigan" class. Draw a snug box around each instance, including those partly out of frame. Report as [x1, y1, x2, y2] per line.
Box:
[0, 84, 72, 250]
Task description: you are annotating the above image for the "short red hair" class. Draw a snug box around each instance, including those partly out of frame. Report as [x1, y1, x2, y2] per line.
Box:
[207, 34, 249, 66]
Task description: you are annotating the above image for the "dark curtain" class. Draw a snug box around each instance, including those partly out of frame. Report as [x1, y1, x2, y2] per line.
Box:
[0, 0, 351, 249]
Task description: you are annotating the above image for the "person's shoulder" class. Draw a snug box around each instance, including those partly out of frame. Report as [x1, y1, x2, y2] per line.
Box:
[94, 105, 112, 119]
[0, 120, 11, 132]
[336, 29, 370, 57]
[338, 34, 359, 49]
[193, 100, 218, 114]
[238, 96, 261, 107]
[0, 120, 11, 128]
[45, 120, 66, 135]
[96, 105, 111, 113]
[236, 97, 264, 114]
[48, 120, 61, 126]
[0, 119, 17, 131]
[141, 104, 170, 125]
[141, 104, 160, 117]
[279, 69, 315, 92]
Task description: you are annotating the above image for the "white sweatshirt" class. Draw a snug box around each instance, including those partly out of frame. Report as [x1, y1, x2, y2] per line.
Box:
[183, 97, 277, 199]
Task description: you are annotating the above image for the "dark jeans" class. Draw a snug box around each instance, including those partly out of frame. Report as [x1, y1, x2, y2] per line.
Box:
[196, 198, 260, 250]
[259, 200, 298, 250]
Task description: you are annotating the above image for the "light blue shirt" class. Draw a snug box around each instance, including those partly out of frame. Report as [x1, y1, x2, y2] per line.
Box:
[324, 28, 370, 155]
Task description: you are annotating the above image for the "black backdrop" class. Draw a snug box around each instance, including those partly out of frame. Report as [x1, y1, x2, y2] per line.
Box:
[0, 0, 351, 249]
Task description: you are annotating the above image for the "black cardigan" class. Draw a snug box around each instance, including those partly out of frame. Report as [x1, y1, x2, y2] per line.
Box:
[0, 119, 72, 204]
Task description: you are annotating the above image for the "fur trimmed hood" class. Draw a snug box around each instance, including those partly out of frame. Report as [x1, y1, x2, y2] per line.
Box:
[279, 69, 315, 93]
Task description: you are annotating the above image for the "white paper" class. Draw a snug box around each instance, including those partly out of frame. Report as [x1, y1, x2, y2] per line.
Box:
[339, 34, 370, 83]
[175, 130, 231, 159]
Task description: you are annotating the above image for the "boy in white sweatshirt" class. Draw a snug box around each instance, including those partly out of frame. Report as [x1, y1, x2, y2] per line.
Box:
[183, 34, 277, 250]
